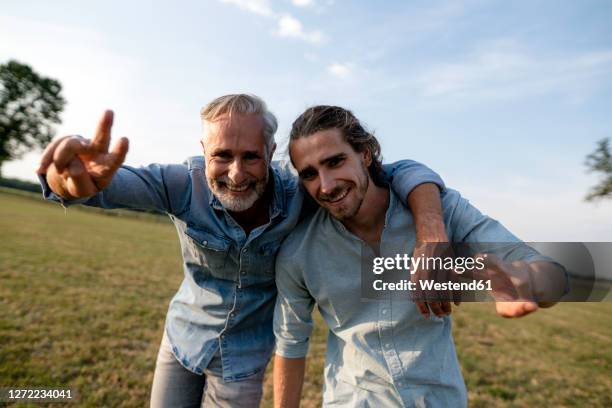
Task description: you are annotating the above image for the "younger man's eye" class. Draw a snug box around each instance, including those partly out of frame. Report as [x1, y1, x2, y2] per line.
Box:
[329, 157, 344, 167]
[300, 170, 316, 181]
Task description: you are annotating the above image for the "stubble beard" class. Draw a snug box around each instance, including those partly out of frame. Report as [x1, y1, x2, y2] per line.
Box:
[321, 165, 370, 221]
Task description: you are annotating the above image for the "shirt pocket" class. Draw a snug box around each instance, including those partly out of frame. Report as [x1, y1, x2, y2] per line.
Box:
[248, 239, 281, 284]
[185, 225, 231, 271]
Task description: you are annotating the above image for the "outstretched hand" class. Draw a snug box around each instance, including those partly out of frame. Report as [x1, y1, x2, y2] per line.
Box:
[471, 254, 539, 318]
[36, 110, 129, 199]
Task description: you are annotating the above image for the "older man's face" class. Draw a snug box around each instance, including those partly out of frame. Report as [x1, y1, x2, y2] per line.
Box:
[202, 113, 271, 212]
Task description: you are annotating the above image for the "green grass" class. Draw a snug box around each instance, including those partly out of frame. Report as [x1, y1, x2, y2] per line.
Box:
[1, 191, 611, 407]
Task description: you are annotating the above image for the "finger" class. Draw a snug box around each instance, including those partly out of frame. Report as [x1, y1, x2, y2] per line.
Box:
[91, 110, 114, 153]
[518, 301, 538, 317]
[451, 268, 462, 306]
[441, 300, 452, 315]
[65, 157, 99, 197]
[53, 137, 94, 173]
[453, 290, 462, 306]
[414, 301, 430, 318]
[496, 301, 538, 318]
[106, 137, 129, 172]
[429, 302, 445, 317]
[37, 135, 72, 174]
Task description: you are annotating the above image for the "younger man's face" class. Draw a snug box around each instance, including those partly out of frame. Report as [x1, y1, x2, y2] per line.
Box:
[290, 128, 371, 221]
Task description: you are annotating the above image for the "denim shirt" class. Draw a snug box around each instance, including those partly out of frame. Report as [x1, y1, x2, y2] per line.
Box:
[274, 188, 549, 406]
[40, 157, 444, 381]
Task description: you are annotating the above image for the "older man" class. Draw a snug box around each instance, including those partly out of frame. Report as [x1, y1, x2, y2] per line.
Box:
[37, 94, 448, 407]
[273, 105, 567, 407]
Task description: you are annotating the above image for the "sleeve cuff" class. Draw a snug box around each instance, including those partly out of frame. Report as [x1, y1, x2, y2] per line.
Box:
[274, 340, 310, 359]
[37, 173, 90, 207]
[383, 166, 446, 201]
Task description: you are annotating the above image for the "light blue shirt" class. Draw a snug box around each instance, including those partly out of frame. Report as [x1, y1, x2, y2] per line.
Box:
[274, 188, 548, 406]
[40, 157, 443, 381]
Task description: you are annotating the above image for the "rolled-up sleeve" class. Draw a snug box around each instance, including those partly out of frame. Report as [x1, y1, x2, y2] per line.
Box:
[383, 160, 445, 202]
[445, 188, 570, 296]
[273, 251, 315, 359]
[38, 163, 191, 216]
[446, 189, 565, 266]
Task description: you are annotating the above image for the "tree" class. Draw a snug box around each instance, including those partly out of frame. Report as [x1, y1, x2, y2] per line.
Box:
[0, 60, 66, 176]
[585, 138, 612, 201]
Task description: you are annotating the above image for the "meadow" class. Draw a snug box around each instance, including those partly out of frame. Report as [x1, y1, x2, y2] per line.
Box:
[1, 190, 610, 407]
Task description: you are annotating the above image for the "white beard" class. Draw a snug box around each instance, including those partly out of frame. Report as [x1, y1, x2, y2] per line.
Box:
[207, 171, 269, 212]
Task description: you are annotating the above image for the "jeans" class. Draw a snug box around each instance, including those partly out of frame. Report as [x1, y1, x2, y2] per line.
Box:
[150, 332, 265, 408]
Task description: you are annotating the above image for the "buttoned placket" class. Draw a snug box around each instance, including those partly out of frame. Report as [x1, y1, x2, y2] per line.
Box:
[377, 293, 405, 387]
[378, 209, 409, 391]
[211, 168, 289, 380]
[217, 200, 283, 378]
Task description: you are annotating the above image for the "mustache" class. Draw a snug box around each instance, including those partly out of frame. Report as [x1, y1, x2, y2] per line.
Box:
[214, 175, 256, 189]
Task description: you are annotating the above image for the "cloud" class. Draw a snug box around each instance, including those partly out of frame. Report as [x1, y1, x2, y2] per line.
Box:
[327, 62, 352, 78]
[413, 41, 612, 104]
[218, 0, 325, 44]
[219, 0, 274, 17]
[291, 0, 336, 11]
[292, 0, 314, 7]
[276, 15, 324, 44]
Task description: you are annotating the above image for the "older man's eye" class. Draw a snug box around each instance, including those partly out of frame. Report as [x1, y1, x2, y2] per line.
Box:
[214, 152, 232, 160]
[243, 152, 261, 161]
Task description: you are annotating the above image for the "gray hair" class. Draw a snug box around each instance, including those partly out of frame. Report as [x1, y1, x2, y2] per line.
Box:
[200, 94, 278, 157]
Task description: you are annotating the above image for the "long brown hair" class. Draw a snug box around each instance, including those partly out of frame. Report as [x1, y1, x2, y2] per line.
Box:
[289, 105, 385, 186]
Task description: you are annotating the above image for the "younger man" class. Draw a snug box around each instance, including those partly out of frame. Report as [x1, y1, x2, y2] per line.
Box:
[273, 105, 566, 407]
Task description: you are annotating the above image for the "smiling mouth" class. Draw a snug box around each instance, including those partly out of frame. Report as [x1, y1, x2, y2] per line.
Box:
[223, 183, 252, 193]
[323, 187, 351, 205]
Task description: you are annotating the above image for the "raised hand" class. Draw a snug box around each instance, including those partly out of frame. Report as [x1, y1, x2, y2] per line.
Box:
[37, 110, 129, 199]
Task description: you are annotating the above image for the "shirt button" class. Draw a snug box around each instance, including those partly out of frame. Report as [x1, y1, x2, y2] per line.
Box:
[202, 240, 208, 246]
[221, 334, 226, 339]
[242, 248, 248, 253]
[385, 343, 391, 349]
[381, 309, 388, 315]
[230, 313, 235, 317]
[241, 271, 246, 275]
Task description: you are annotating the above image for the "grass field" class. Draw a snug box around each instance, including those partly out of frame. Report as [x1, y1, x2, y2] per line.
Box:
[1, 190, 610, 407]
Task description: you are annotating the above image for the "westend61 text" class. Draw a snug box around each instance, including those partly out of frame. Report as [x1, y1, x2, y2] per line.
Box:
[373, 279, 493, 291]
[372, 254, 487, 275]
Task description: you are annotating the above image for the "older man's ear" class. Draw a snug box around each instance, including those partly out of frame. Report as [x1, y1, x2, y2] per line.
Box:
[268, 143, 277, 162]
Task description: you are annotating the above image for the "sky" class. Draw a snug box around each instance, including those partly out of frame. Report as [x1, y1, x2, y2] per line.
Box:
[2, 0, 612, 243]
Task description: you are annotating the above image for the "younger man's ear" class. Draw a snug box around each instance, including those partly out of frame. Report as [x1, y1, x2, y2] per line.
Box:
[362, 148, 373, 167]
[200, 139, 206, 153]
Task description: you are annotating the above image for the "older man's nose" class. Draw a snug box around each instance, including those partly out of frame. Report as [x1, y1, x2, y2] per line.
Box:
[228, 160, 248, 185]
